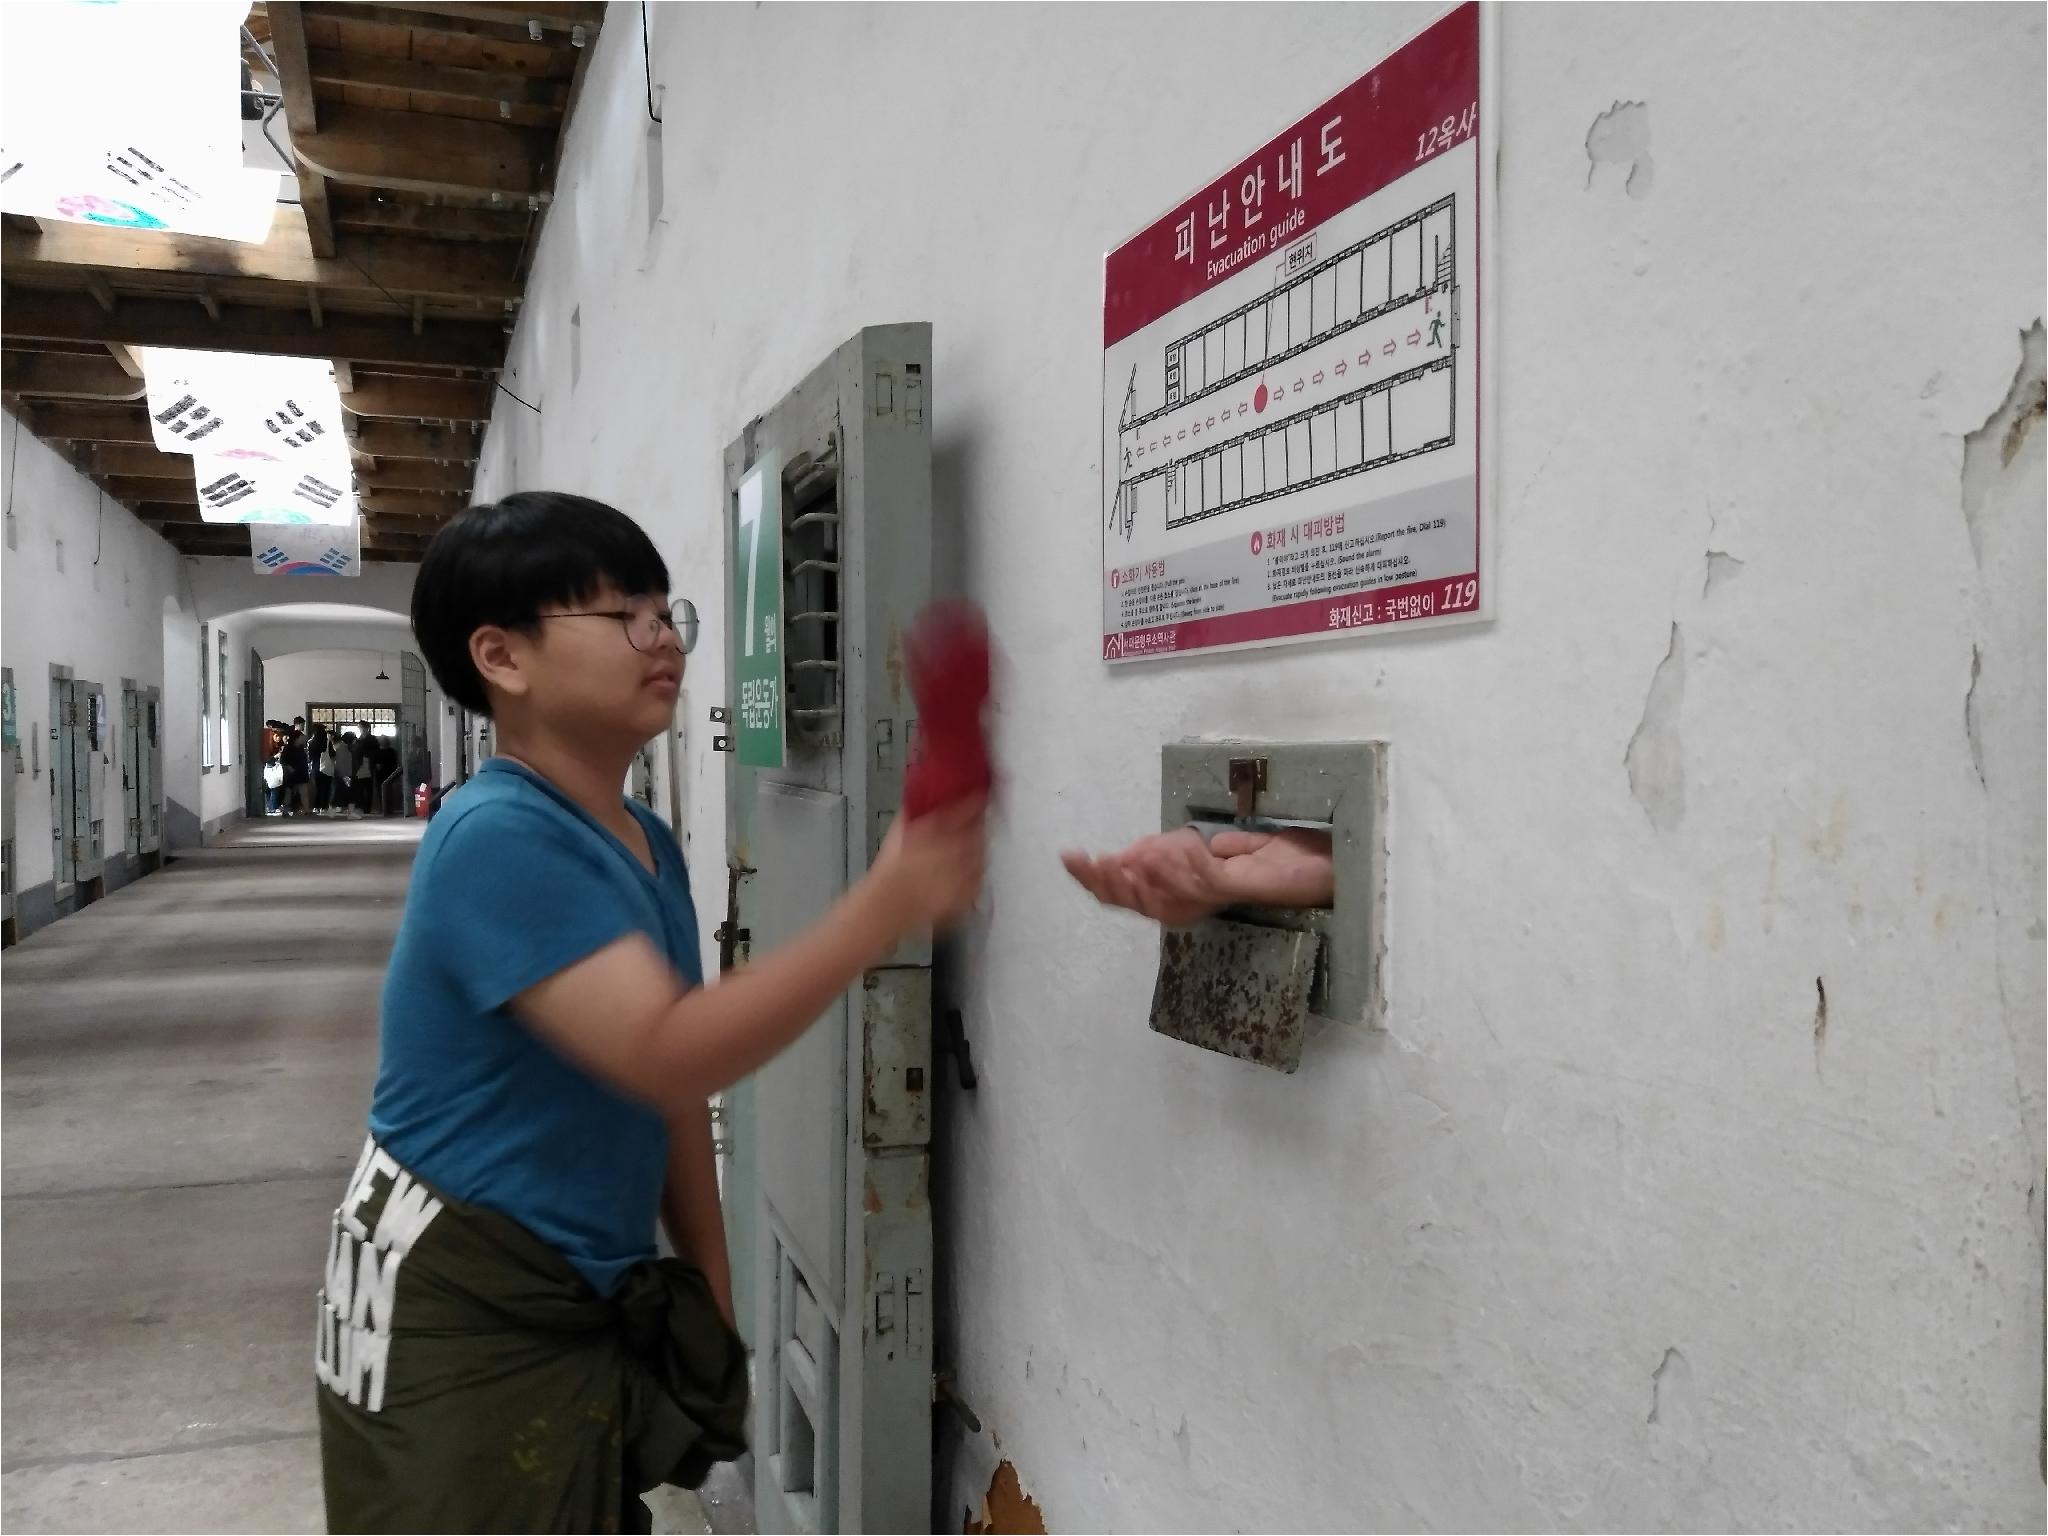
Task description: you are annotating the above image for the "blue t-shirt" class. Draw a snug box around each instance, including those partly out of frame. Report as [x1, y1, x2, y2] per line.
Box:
[367, 758, 703, 1295]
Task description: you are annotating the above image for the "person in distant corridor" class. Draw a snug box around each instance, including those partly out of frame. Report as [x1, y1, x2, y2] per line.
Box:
[309, 723, 334, 815]
[317, 492, 985, 1533]
[351, 726, 376, 818]
[333, 730, 356, 815]
[370, 734, 398, 815]
[263, 750, 285, 816]
[282, 721, 311, 817]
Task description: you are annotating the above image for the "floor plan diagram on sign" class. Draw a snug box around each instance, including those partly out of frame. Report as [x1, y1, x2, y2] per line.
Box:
[1106, 154, 1467, 547]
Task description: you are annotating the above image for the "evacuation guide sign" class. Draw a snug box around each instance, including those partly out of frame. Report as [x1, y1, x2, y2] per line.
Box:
[1100, 2, 1497, 662]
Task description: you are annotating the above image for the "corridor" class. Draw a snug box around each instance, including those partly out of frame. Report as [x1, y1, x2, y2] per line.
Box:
[1, 821, 416, 1532]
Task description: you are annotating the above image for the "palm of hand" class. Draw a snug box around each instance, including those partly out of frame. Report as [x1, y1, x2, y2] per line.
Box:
[1061, 825, 1334, 927]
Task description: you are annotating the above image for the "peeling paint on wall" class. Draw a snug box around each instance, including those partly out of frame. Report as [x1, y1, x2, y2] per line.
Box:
[966, 1461, 1047, 1535]
[1585, 100, 1654, 198]
[1702, 550, 1745, 599]
[1960, 321, 2046, 565]
[1625, 624, 1686, 833]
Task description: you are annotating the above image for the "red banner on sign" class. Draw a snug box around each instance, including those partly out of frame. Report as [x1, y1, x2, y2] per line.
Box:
[1102, 3, 1479, 350]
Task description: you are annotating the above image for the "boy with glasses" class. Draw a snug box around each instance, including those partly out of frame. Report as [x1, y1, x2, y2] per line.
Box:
[318, 492, 985, 1531]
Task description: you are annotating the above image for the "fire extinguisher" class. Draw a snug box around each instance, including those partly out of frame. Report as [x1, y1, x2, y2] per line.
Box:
[414, 783, 432, 819]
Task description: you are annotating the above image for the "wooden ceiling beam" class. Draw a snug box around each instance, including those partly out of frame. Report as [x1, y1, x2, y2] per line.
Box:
[359, 460, 472, 493]
[346, 419, 481, 460]
[292, 105, 548, 201]
[360, 491, 466, 518]
[328, 194, 531, 242]
[267, 3, 337, 259]
[80, 444, 196, 480]
[106, 477, 200, 504]
[0, 352, 147, 401]
[14, 406, 154, 444]
[1, 213, 521, 306]
[306, 48, 570, 109]
[342, 376, 494, 421]
[3, 291, 505, 369]
[136, 503, 212, 526]
[321, 3, 600, 43]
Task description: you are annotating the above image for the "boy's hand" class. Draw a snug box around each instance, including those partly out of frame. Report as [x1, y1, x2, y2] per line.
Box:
[872, 797, 988, 931]
[1061, 825, 1334, 927]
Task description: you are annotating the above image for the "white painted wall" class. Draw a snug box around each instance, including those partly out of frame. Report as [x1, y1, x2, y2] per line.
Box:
[260, 649, 402, 720]
[196, 611, 255, 831]
[158, 595, 202, 846]
[1, 409, 195, 888]
[187, 556, 412, 623]
[480, 6, 2046, 1529]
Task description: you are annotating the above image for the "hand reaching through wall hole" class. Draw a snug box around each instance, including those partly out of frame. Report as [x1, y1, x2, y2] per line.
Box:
[1060, 825, 1334, 928]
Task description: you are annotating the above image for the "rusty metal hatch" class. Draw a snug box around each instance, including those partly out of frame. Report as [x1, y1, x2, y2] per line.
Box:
[1149, 741, 1389, 1073]
[1150, 917, 1319, 1073]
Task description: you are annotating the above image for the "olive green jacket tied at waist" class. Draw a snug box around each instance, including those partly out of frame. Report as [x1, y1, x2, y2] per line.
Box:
[316, 1138, 749, 1534]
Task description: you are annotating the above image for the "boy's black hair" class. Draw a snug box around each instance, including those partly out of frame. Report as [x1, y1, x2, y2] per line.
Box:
[411, 491, 671, 717]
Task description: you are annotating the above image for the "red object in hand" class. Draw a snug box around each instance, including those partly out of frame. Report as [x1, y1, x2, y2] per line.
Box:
[901, 600, 993, 819]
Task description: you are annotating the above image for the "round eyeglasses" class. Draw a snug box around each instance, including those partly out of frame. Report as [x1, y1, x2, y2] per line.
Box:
[549, 598, 699, 654]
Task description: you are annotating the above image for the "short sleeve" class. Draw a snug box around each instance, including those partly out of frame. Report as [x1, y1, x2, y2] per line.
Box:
[418, 799, 647, 1014]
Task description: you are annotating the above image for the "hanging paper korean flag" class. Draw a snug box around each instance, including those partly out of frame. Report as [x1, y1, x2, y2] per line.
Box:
[141, 349, 348, 461]
[250, 520, 360, 578]
[195, 456, 356, 525]
[0, 1, 278, 243]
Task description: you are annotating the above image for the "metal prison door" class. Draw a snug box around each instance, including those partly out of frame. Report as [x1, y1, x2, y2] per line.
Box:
[721, 325, 934, 1534]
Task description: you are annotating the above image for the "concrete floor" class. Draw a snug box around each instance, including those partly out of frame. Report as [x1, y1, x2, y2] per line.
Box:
[0, 818, 719, 1534]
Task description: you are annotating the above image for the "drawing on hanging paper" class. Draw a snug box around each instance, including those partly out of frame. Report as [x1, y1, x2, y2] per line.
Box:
[1109, 195, 1458, 542]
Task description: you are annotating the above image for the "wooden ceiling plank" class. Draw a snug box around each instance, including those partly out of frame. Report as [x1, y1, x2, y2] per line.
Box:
[83, 444, 196, 479]
[1, 217, 522, 305]
[306, 47, 568, 108]
[359, 459, 471, 492]
[341, 376, 494, 421]
[292, 104, 548, 201]
[328, 195, 531, 242]
[360, 491, 467, 518]
[4, 290, 505, 368]
[346, 420, 481, 460]
[267, 4, 339, 259]
[17, 406, 155, 444]
[389, 2, 602, 33]
[0, 353, 147, 401]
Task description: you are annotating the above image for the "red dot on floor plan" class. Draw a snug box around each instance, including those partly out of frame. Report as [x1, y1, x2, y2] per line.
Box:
[1254, 383, 1269, 413]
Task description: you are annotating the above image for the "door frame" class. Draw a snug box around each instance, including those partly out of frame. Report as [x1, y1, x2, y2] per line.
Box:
[47, 663, 75, 902]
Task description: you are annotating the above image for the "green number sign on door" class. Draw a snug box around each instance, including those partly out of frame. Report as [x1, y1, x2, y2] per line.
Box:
[732, 451, 785, 769]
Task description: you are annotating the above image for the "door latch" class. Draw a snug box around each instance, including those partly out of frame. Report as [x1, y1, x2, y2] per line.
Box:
[1228, 756, 1268, 820]
[936, 1009, 978, 1091]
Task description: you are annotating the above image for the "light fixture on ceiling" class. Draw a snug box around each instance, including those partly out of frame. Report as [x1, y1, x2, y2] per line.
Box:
[375, 655, 390, 682]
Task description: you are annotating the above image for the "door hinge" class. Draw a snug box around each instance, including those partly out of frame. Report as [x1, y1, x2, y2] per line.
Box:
[709, 705, 733, 754]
